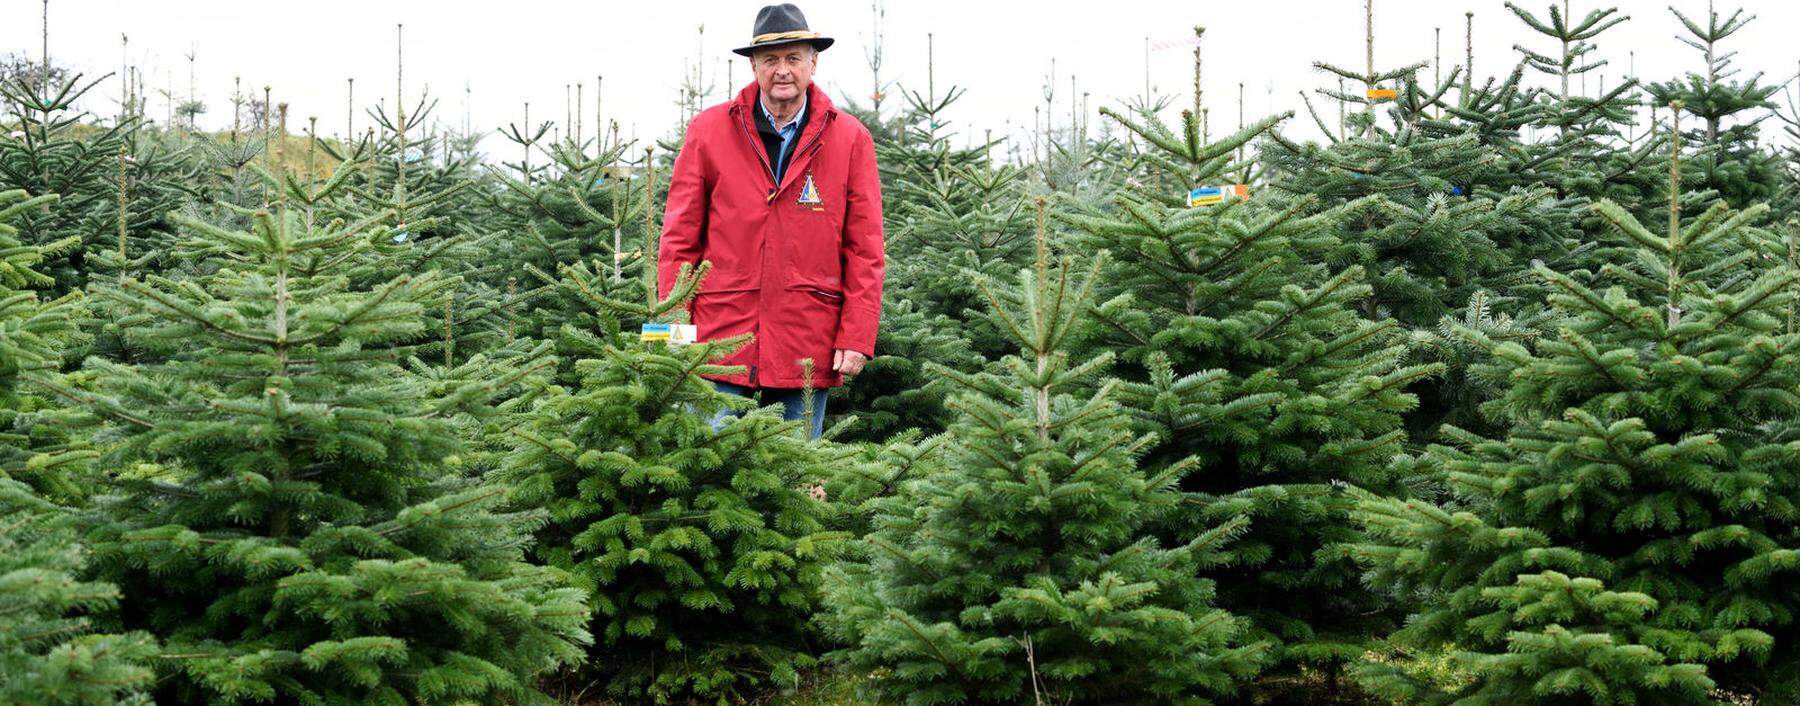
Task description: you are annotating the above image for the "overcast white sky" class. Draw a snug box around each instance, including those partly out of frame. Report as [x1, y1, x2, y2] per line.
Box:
[6, 0, 1798, 159]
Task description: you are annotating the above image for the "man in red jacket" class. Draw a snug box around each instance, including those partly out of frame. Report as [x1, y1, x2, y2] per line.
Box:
[657, 3, 885, 439]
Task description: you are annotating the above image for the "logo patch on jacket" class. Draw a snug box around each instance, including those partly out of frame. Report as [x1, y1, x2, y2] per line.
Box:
[797, 170, 824, 210]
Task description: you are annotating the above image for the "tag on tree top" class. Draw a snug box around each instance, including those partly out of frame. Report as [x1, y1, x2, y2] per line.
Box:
[640, 323, 698, 345]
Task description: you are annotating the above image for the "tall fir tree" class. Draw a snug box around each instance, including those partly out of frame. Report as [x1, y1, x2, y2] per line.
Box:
[0, 61, 191, 296]
[1058, 100, 1439, 696]
[484, 128, 650, 343]
[823, 234, 1265, 704]
[1352, 124, 1800, 702]
[829, 72, 1013, 441]
[59, 172, 592, 704]
[1646, 2, 1783, 208]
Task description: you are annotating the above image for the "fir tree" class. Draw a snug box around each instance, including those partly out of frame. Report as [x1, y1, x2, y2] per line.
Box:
[0, 479, 157, 706]
[1062, 104, 1438, 690]
[0, 189, 90, 500]
[1646, 3, 1783, 207]
[830, 74, 1020, 441]
[61, 175, 591, 704]
[1352, 127, 1800, 701]
[500, 259, 847, 703]
[485, 128, 650, 343]
[0, 61, 189, 296]
[0, 187, 155, 705]
[823, 240, 1264, 704]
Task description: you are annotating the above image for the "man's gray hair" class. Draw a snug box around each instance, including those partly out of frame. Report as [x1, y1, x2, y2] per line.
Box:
[751, 43, 819, 59]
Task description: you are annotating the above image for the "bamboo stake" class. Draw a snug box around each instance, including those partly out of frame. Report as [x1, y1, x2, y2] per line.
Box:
[116, 145, 129, 270]
[1667, 102, 1684, 329]
[644, 147, 658, 306]
[394, 24, 409, 226]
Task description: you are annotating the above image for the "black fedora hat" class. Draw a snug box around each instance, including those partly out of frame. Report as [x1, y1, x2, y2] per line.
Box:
[731, 4, 834, 57]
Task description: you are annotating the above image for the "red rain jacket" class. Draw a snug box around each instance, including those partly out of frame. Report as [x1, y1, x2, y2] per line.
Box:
[657, 81, 885, 389]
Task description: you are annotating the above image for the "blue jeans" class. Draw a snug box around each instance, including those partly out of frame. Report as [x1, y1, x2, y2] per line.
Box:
[707, 380, 827, 439]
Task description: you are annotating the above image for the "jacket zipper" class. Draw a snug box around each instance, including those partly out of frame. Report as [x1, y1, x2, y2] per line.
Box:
[732, 105, 774, 386]
[781, 115, 831, 193]
[734, 106, 780, 201]
[730, 103, 833, 387]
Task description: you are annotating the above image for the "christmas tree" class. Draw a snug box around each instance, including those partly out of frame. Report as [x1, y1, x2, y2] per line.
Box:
[1352, 123, 1800, 702]
[0, 189, 90, 500]
[61, 175, 591, 704]
[830, 65, 1024, 442]
[0, 56, 190, 296]
[0, 478, 157, 706]
[823, 234, 1264, 704]
[1063, 100, 1438, 693]
[1646, 2, 1783, 208]
[485, 126, 651, 343]
[500, 259, 847, 703]
[0, 187, 156, 705]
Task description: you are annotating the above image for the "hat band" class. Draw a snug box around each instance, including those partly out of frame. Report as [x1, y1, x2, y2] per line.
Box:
[751, 29, 820, 44]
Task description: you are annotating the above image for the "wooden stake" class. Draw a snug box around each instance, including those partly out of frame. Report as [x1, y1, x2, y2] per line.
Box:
[644, 147, 658, 306]
[1364, 0, 1375, 137]
[1667, 102, 1684, 329]
[116, 144, 129, 270]
[394, 24, 409, 225]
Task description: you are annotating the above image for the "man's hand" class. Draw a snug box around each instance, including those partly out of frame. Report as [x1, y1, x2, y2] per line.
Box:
[832, 349, 868, 377]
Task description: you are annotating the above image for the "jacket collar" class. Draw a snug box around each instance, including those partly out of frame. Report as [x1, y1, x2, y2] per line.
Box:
[733, 81, 836, 198]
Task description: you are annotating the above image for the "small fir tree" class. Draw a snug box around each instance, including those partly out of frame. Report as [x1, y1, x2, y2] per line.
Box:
[499, 259, 847, 703]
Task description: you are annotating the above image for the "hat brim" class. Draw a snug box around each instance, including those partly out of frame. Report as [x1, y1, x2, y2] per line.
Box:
[732, 36, 834, 57]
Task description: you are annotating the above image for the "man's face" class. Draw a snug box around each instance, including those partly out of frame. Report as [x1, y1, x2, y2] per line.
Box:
[751, 44, 816, 104]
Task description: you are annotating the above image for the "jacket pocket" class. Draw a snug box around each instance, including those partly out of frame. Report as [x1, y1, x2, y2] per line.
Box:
[795, 284, 843, 303]
[781, 281, 844, 342]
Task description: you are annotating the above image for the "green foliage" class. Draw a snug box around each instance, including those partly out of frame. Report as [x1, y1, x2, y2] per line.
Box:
[1353, 189, 1800, 701]
[501, 260, 847, 704]
[824, 250, 1265, 704]
[0, 479, 157, 706]
[829, 83, 1032, 443]
[483, 133, 652, 343]
[0, 189, 94, 500]
[0, 71, 193, 296]
[65, 187, 591, 705]
[1064, 104, 1440, 689]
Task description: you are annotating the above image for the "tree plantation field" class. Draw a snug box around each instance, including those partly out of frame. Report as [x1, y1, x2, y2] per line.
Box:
[4, 0, 1800, 704]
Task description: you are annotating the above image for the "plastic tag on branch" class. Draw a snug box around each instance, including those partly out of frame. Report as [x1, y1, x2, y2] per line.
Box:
[641, 323, 698, 346]
[1187, 184, 1249, 208]
[1366, 87, 1398, 101]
